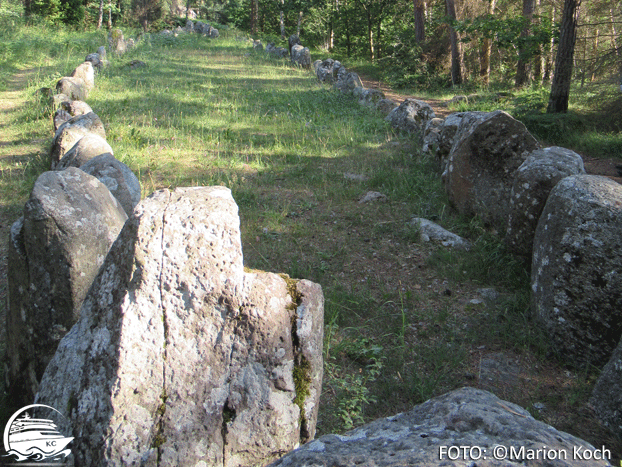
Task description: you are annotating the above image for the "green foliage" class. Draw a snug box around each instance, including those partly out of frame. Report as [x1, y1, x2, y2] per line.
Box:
[324, 337, 384, 431]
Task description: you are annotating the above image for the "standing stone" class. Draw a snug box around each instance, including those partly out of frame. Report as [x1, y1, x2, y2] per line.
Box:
[590, 336, 622, 431]
[70, 61, 95, 91]
[36, 186, 324, 467]
[531, 175, 622, 368]
[443, 110, 540, 233]
[505, 147, 585, 257]
[79, 153, 141, 216]
[109, 28, 126, 54]
[51, 112, 106, 168]
[6, 168, 128, 404]
[56, 77, 88, 101]
[291, 44, 311, 69]
[385, 98, 435, 135]
[56, 133, 114, 169]
[268, 387, 612, 467]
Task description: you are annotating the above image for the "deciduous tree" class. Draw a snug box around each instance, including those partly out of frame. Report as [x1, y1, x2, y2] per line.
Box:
[547, 0, 581, 113]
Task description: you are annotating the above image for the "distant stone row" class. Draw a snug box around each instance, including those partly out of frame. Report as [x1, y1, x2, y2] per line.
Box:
[252, 34, 311, 69]
[315, 56, 621, 433]
[161, 19, 220, 38]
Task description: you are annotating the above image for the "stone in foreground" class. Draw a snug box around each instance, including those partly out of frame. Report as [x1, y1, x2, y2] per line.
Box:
[36, 186, 324, 467]
[531, 175, 622, 368]
[269, 387, 612, 467]
[6, 168, 128, 404]
[590, 336, 622, 432]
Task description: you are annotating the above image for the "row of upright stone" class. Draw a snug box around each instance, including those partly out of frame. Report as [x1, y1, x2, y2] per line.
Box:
[315, 57, 622, 432]
[6, 39, 142, 405]
[5, 31, 326, 467]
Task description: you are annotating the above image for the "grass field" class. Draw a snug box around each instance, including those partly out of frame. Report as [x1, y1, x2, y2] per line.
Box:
[0, 22, 620, 460]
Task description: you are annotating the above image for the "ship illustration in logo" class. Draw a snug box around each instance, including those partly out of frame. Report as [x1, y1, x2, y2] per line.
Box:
[3, 404, 73, 462]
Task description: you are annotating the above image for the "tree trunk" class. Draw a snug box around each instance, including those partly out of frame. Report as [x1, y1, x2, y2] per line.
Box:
[479, 0, 496, 85]
[97, 0, 104, 28]
[250, 0, 258, 34]
[547, 0, 581, 113]
[515, 0, 534, 87]
[611, 7, 619, 56]
[446, 0, 462, 86]
[414, 0, 425, 42]
[280, 0, 285, 38]
[591, 28, 598, 81]
[297, 10, 303, 36]
[366, 9, 374, 60]
[543, 3, 556, 81]
[108, 0, 112, 28]
[532, 0, 543, 81]
[185, 0, 190, 20]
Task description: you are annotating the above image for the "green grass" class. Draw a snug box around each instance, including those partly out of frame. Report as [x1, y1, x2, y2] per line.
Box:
[1, 21, 619, 461]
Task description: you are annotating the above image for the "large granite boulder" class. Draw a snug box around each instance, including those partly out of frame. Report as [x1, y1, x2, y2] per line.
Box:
[291, 44, 311, 69]
[56, 133, 113, 169]
[109, 28, 126, 54]
[56, 76, 88, 101]
[51, 112, 106, 168]
[288, 34, 301, 58]
[5, 168, 128, 404]
[437, 111, 488, 163]
[70, 61, 95, 91]
[385, 98, 435, 135]
[85, 52, 105, 71]
[315, 58, 338, 84]
[36, 186, 324, 467]
[358, 88, 385, 107]
[334, 69, 363, 94]
[531, 175, 622, 368]
[269, 387, 612, 466]
[443, 110, 540, 232]
[53, 100, 94, 132]
[590, 336, 622, 431]
[505, 147, 585, 257]
[80, 153, 141, 216]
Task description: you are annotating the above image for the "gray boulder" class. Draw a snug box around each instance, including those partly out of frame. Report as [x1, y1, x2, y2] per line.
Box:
[315, 58, 336, 83]
[443, 110, 540, 233]
[109, 28, 126, 54]
[184, 19, 194, 33]
[194, 21, 212, 35]
[61, 99, 93, 117]
[385, 98, 435, 135]
[288, 34, 301, 58]
[334, 70, 363, 94]
[531, 174, 622, 368]
[358, 88, 385, 107]
[505, 147, 585, 257]
[53, 108, 71, 132]
[410, 217, 471, 250]
[422, 117, 444, 154]
[56, 133, 114, 169]
[253, 39, 263, 50]
[51, 112, 106, 168]
[36, 186, 324, 467]
[56, 76, 88, 101]
[375, 98, 398, 116]
[5, 168, 128, 404]
[437, 111, 488, 163]
[269, 387, 612, 467]
[80, 153, 141, 216]
[210, 28, 219, 39]
[97, 45, 106, 58]
[590, 336, 622, 431]
[85, 52, 104, 71]
[70, 61, 95, 90]
[291, 44, 311, 69]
